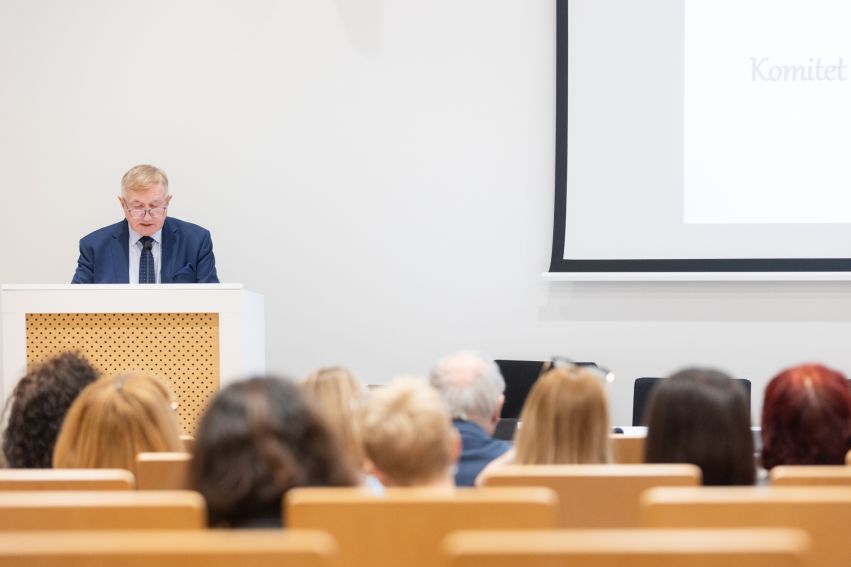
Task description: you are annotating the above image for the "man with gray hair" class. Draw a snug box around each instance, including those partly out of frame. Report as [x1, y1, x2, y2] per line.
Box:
[72, 164, 218, 284]
[429, 351, 511, 486]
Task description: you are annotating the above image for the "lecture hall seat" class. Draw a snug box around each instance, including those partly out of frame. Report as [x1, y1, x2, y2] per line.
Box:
[135, 452, 192, 490]
[0, 490, 205, 530]
[641, 485, 851, 567]
[610, 434, 646, 464]
[442, 528, 810, 567]
[770, 465, 851, 486]
[482, 463, 700, 527]
[632, 377, 751, 426]
[0, 530, 337, 567]
[0, 469, 135, 491]
[287, 486, 558, 567]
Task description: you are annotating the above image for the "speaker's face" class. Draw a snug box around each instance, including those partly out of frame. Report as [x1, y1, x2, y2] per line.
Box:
[120, 183, 171, 237]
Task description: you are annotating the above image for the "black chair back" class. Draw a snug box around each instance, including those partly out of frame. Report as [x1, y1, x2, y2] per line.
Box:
[633, 376, 751, 426]
[494, 360, 546, 419]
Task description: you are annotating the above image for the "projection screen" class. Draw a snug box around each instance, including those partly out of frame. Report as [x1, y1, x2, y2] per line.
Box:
[550, 0, 851, 275]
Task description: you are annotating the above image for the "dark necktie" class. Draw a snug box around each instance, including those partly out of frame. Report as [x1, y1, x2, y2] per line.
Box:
[139, 236, 156, 284]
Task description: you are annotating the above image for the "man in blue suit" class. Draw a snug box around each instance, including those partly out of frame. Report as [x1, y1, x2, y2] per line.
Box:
[72, 164, 219, 284]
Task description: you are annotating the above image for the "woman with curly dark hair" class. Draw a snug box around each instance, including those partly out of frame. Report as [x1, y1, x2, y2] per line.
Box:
[761, 364, 851, 469]
[3, 352, 99, 468]
[189, 376, 359, 528]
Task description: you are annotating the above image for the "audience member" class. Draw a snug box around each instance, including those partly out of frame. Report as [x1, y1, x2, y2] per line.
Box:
[476, 366, 612, 484]
[3, 352, 99, 468]
[302, 366, 368, 473]
[644, 368, 755, 486]
[514, 366, 612, 464]
[361, 378, 459, 488]
[429, 351, 510, 486]
[761, 363, 851, 469]
[53, 372, 184, 475]
[189, 377, 358, 528]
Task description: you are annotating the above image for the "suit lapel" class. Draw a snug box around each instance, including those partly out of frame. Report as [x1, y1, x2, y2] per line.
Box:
[161, 217, 179, 283]
[110, 221, 130, 283]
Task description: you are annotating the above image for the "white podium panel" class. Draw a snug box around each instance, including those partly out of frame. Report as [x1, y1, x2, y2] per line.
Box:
[1, 284, 264, 433]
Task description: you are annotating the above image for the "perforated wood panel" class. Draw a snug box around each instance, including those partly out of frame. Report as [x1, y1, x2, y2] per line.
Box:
[25, 313, 220, 435]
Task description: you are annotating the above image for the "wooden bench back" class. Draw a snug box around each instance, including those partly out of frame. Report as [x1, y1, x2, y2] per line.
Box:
[611, 435, 645, 464]
[442, 528, 810, 567]
[136, 453, 192, 490]
[642, 485, 851, 567]
[770, 465, 851, 486]
[483, 463, 700, 527]
[0, 490, 205, 530]
[287, 486, 558, 567]
[0, 469, 135, 490]
[0, 530, 336, 567]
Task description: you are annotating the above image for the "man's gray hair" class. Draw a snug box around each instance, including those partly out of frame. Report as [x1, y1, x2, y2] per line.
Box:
[428, 351, 505, 421]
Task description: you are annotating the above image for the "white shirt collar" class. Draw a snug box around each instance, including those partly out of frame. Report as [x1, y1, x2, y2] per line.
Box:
[129, 226, 163, 246]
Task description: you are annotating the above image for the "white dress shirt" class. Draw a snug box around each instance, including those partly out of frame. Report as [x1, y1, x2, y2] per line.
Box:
[128, 227, 163, 284]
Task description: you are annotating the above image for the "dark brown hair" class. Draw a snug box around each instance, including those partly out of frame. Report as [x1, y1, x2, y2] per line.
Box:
[3, 352, 99, 468]
[644, 368, 755, 486]
[189, 377, 358, 528]
[761, 364, 851, 469]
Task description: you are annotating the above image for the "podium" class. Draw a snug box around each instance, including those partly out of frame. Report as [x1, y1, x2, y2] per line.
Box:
[1, 284, 264, 434]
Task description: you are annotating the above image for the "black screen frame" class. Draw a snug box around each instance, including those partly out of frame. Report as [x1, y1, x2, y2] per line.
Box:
[549, 0, 851, 274]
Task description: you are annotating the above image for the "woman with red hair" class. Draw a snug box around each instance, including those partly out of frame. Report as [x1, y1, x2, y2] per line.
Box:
[761, 364, 851, 469]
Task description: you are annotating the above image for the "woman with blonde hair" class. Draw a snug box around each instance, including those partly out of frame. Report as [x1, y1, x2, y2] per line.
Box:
[361, 377, 460, 487]
[302, 366, 368, 472]
[513, 366, 612, 465]
[53, 372, 183, 476]
[477, 366, 611, 483]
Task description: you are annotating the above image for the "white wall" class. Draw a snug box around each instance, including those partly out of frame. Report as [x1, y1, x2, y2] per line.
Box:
[3, 0, 851, 425]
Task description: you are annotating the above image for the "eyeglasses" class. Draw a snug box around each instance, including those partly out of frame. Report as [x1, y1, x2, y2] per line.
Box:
[545, 356, 615, 385]
[126, 206, 167, 219]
